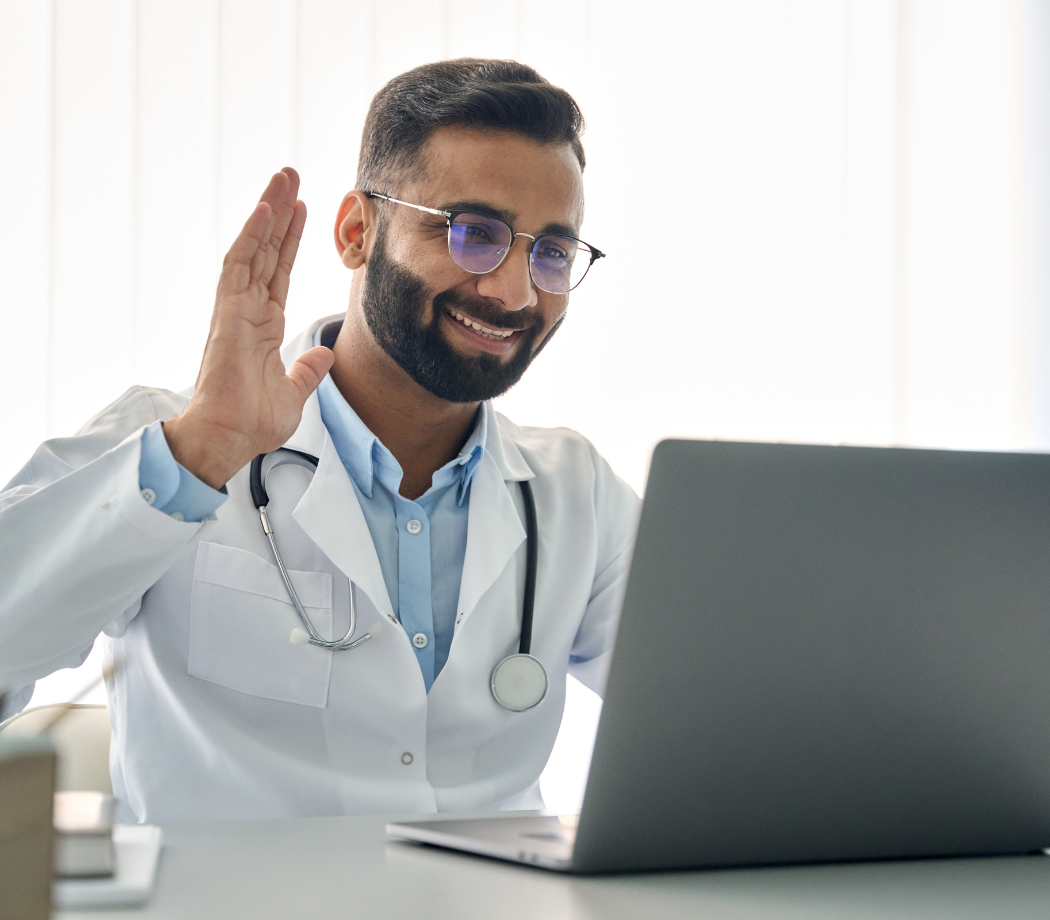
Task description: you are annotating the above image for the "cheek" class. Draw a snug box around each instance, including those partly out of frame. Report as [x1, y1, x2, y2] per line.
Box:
[396, 235, 461, 290]
[538, 296, 568, 331]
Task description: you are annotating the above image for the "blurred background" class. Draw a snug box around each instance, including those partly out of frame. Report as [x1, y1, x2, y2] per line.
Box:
[2, 0, 1049, 812]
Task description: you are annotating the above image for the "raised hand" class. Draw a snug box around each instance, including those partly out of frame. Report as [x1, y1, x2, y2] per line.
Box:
[163, 168, 335, 489]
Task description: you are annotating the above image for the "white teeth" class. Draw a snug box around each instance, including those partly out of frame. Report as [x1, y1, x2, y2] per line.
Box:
[450, 310, 514, 339]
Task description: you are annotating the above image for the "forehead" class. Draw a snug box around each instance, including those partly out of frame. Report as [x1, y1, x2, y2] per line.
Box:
[403, 126, 584, 232]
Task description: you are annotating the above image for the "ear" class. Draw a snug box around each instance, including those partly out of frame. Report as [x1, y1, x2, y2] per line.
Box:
[334, 191, 375, 269]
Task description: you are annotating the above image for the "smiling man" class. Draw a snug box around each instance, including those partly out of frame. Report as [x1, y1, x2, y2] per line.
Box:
[0, 59, 639, 823]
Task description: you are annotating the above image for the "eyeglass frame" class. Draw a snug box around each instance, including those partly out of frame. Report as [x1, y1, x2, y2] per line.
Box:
[364, 192, 606, 294]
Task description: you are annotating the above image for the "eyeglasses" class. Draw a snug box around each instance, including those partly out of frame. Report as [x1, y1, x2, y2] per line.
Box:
[366, 192, 605, 294]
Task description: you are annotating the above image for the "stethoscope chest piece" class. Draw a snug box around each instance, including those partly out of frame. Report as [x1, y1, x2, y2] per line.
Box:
[490, 653, 548, 712]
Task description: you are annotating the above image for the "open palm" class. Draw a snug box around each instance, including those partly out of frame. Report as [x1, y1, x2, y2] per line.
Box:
[164, 169, 334, 488]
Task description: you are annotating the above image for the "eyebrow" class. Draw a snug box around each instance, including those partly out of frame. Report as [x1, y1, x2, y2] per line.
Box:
[439, 199, 580, 239]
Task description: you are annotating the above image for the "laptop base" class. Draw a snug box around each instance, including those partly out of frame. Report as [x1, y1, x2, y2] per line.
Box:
[386, 815, 577, 872]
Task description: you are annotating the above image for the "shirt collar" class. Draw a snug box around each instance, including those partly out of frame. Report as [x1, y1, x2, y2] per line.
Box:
[454, 407, 486, 505]
[313, 321, 487, 504]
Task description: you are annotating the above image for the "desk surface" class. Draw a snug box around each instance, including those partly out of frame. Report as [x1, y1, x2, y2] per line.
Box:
[56, 814, 1050, 919]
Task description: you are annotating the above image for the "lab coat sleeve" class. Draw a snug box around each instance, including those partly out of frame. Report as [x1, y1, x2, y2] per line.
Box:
[0, 386, 213, 689]
[567, 444, 641, 698]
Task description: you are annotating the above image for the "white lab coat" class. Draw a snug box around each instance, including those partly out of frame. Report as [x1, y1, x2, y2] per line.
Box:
[0, 317, 639, 823]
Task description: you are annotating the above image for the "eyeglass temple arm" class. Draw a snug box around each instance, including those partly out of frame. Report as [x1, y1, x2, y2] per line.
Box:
[366, 192, 452, 220]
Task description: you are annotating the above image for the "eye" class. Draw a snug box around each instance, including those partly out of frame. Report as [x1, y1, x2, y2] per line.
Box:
[463, 224, 496, 243]
[535, 238, 576, 261]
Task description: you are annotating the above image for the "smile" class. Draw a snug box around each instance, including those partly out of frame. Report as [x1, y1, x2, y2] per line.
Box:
[447, 309, 517, 341]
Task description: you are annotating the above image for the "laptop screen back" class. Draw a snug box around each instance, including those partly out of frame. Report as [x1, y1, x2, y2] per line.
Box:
[573, 439, 1050, 872]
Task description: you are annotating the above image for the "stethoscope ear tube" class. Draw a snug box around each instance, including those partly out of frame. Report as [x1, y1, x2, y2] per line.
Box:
[249, 455, 269, 508]
[251, 449, 323, 511]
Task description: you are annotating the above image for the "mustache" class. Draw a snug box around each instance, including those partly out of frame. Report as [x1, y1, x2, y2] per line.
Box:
[433, 289, 543, 334]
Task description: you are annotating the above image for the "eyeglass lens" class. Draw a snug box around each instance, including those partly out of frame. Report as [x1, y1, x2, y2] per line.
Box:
[447, 213, 593, 294]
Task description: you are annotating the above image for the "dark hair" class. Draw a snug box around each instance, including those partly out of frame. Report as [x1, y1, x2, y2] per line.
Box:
[356, 58, 585, 192]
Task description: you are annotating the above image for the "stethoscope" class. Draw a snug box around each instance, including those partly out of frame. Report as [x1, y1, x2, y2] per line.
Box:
[249, 449, 549, 712]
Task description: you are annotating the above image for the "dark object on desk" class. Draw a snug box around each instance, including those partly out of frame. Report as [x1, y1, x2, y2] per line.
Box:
[390, 438, 1050, 872]
[0, 734, 57, 919]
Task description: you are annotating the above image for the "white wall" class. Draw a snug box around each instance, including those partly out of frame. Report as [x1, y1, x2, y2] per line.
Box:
[2, 0, 1048, 812]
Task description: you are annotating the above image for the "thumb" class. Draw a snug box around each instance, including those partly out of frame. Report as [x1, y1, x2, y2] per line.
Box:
[287, 346, 336, 404]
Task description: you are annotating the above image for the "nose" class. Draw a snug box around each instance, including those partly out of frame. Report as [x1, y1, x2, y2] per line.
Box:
[475, 234, 539, 312]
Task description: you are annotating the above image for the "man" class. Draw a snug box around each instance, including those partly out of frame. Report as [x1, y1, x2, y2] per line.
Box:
[0, 59, 638, 823]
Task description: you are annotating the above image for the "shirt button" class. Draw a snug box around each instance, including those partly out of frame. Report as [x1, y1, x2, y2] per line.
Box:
[406, 519, 422, 534]
[140, 487, 157, 506]
[412, 633, 428, 649]
[401, 752, 414, 765]
[169, 511, 185, 522]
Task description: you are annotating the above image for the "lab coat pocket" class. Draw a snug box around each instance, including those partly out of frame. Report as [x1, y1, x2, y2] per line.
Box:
[187, 541, 333, 708]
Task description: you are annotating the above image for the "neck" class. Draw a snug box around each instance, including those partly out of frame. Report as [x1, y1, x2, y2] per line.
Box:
[328, 307, 480, 501]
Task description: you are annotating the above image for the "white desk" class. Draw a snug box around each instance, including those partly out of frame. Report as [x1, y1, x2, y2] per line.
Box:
[56, 814, 1050, 919]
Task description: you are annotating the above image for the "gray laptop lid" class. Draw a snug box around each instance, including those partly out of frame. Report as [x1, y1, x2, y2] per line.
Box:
[571, 439, 1050, 873]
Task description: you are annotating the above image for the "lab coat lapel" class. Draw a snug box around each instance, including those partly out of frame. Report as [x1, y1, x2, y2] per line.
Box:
[456, 408, 535, 623]
[279, 317, 391, 621]
[288, 399, 395, 623]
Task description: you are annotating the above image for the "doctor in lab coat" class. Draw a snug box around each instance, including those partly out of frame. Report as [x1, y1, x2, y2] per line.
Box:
[0, 59, 638, 823]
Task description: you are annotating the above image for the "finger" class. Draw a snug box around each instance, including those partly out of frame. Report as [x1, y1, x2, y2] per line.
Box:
[248, 205, 278, 288]
[237, 171, 287, 289]
[280, 167, 300, 200]
[259, 168, 301, 287]
[268, 201, 307, 310]
[271, 168, 301, 259]
[258, 169, 291, 211]
[286, 346, 335, 404]
[216, 201, 272, 299]
[265, 169, 298, 244]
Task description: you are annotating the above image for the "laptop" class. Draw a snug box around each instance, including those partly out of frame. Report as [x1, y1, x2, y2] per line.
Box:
[387, 439, 1050, 872]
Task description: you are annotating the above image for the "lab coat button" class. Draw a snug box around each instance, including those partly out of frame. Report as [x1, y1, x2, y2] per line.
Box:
[169, 511, 185, 522]
[140, 487, 156, 506]
[401, 752, 414, 765]
[406, 519, 422, 534]
[412, 633, 428, 649]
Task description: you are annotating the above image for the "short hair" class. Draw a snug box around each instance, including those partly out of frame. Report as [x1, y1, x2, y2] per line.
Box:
[356, 58, 585, 193]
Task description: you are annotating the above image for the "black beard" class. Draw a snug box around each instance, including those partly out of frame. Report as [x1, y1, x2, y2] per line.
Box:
[361, 223, 554, 403]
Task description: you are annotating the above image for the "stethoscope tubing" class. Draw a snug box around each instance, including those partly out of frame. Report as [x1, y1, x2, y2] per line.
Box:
[517, 478, 537, 656]
[251, 451, 366, 650]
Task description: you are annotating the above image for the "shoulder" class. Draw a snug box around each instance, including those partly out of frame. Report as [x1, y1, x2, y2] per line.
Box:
[493, 411, 640, 515]
[495, 411, 602, 474]
[76, 386, 189, 438]
[4, 386, 189, 494]
[493, 411, 641, 569]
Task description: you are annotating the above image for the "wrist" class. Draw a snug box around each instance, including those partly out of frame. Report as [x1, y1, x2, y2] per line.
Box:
[161, 414, 248, 491]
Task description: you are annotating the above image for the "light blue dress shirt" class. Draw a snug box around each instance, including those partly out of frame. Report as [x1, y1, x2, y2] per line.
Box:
[314, 372, 484, 688]
[138, 334, 484, 691]
[138, 421, 227, 522]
